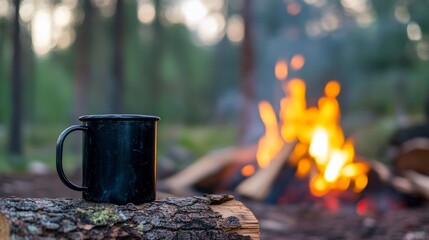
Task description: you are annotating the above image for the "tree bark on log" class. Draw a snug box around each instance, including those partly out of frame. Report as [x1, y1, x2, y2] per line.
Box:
[0, 194, 259, 239]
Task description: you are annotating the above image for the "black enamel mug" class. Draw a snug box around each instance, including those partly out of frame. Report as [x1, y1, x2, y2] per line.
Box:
[56, 114, 160, 204]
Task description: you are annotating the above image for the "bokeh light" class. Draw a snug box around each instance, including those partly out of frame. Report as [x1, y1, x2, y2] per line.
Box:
[138, 0, 156, 24]
[226, 15, 244, 43]
[32, 8, 52, 56]
[407, 22, 422, 41]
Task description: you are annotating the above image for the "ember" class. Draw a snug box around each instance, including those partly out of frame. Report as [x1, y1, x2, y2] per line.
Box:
[246, 56, 370, 197]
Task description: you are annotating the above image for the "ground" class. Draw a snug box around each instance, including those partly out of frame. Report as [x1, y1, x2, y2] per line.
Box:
[1, 172, 428, 240]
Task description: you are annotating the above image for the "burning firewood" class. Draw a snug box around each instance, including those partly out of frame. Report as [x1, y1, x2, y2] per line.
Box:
[236, 140, 297, 201]
[161, 145, 257, 195]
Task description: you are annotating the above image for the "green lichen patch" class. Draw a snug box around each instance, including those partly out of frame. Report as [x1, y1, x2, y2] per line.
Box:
[77, 207, 121, 226]
[136, 222, 153, 233]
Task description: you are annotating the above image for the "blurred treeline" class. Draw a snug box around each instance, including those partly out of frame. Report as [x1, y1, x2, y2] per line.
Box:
[1, 0, 429, 169]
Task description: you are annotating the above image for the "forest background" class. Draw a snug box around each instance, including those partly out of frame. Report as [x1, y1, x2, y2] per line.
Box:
[0, 0, 428, 174]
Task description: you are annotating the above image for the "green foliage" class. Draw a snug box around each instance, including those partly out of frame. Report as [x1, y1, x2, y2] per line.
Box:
[407, 64, 429, 113]
[353, 117, 397, 161]
[156, 124, 235, 154]
[32, 57, 74, 124]
[362, 20, 413, 69]
[2, 0, 429, 171]
[174, 125, 237, 157]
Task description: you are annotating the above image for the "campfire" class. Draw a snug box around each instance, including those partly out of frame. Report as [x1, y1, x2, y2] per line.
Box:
[163, 55, 429, 213]
[240, 57, 370, 199]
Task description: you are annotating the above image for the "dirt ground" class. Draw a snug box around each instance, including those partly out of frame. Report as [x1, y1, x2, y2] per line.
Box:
[1, 172, 428, 240]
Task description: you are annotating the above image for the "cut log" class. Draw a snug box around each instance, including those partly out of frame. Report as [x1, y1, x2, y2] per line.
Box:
[0, 194, 259, 239]
[389, 120, 429, 175]
[389, 129, 429, 198]
[393, 138, 429, 176]
[236, 141, 297, 201]
[162, 145, 257, 194]
[0, 213, 9, 240]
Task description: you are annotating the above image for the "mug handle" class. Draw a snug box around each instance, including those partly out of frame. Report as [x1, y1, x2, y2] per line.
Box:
[56, 125, 88, 191]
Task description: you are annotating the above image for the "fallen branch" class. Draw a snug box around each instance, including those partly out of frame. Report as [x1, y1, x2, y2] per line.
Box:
[0, 195, 259, 239]
[404, 170, 429, 199]
[368, 158, 429, 199]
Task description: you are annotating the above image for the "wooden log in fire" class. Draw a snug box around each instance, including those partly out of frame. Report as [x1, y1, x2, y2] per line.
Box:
[390, 121, 429, 175]
[388, 129, 429, 198]
[161, 145, 257, 194]
[393, 137, 429, 176]
[0, 194, 259, 239]
[369, 156, 429, 200]
[236, 140, 297, 201]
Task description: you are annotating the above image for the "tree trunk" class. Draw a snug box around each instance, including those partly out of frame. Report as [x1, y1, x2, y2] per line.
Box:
[0, 194, 259, 239]
[8, 0, 23, 156]
[425, 86, 429, 120]
[74, 0, 94, 118]
[239, 0, 255, 143]
[0, 18, 8, 123]
[148, 0, 163, 114]
[112, 0, 125, 113]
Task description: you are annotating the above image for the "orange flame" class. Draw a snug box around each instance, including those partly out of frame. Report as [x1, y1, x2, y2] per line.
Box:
[248, 56, 370, 196]
[290, 54, 305, 70]
[296, 158, 311, 178]
[256, 101, 284, 168]
[275, 59, 288, 81]
[241, 164, 255, 177]
[280, 78, 307, 142]
[310, 174, 329, 197]
[287, 2, 301, 16]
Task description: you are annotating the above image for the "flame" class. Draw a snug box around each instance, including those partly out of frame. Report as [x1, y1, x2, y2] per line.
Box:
[241, 164, 255, 177]
[280, 78, 307, 142]
[275, 59, 288, 81]
[309, 127, 330, 166]
[325, 80, 341, 98]
[249, 57, 370, 197]
[256, 101, 284, 168]
[296, 158, 311, 178]
[310, 174, 329, 197]
[324, 150, 348, 182]
[287, 2, 301, 16]
[290, 54, 305, 70]
[354, 174, 368, 193]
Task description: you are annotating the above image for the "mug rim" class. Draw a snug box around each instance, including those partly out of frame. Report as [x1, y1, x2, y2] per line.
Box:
[79, 114, 160, 121]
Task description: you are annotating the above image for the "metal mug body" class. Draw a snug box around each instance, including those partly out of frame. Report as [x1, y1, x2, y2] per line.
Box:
[56, 114, 160, 205]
